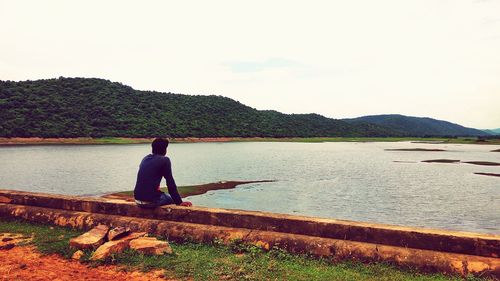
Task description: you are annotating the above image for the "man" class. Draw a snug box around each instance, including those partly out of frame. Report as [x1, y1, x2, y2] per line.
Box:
[134, 138, 192, 208]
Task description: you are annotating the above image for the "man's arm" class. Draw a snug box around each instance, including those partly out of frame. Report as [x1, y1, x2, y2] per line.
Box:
[163, 157, 183, 205]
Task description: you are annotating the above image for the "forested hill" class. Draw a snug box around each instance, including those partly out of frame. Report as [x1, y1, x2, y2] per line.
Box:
[0, 78, 399, 138]
[344, 114, 486, 137]
[482, 128, 500, 135]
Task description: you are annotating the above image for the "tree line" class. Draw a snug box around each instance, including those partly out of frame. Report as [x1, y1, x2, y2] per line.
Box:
[0, 77, 401, 138]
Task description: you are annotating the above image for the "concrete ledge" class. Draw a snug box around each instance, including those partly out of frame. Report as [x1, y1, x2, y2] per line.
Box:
[0, 202, 499, 278]
[0, 189, 498, 259]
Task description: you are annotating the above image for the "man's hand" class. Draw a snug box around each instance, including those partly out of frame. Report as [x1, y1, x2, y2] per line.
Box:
[180, 201, 192, 207]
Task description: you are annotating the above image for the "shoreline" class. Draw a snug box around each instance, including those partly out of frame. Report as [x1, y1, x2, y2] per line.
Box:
[1, 136, 499, 145]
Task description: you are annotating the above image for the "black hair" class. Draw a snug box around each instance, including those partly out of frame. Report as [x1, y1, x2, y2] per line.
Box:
[152, 138, 169, 155]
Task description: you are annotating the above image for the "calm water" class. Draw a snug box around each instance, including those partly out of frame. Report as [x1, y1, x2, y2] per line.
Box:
[0, 142, 499, 234]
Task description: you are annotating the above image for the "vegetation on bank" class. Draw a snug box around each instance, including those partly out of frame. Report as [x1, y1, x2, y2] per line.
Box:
[1, 77, 492, 138]
[1, 136, 500, 145]
[344, 114, 486, 137]
[0, 219, 490, 281]
[0, 78, 398, 138]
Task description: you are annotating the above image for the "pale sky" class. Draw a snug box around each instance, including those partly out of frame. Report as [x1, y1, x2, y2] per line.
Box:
[1, 0, 499, 128]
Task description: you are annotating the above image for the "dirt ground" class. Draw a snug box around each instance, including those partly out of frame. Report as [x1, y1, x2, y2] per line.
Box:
[0, 245, 173, 281]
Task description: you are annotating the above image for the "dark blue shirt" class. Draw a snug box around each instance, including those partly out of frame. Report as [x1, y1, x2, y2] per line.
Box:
[133, 154, 182, 204]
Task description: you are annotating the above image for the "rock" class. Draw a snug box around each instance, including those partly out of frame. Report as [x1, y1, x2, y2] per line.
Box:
[422, 159, 460, 163]
[0, 243, 15, 250]
[90, 239, 129, 260]
[254, 240, 270, 251]
[0, 233, 26, 240]
[71, 250, 85, 260]
[108, 226, 130, 241]
[0, 233, 31, 249]
[129, 237, 173, 255]
[385, 148, 446, 152]
[69, 224, 109, 250]
[463, 161, 500, 166]
[119, 232, 147, 241]
[474, 172, 500, 178]
[90, 232, 147, 260]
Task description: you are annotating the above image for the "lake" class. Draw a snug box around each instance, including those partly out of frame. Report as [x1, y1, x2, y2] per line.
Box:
[0, 141, 499, 234]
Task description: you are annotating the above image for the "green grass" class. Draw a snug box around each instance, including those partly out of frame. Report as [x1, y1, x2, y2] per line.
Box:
[0, 219, 84, 258]
[173, 185, 199, 196]
[92, 137, 147, 144]
[112, 244, 468, 281]
[4, 136, 499, 145]
[78, 137, 152, 144]
[0, 219, 492, 281]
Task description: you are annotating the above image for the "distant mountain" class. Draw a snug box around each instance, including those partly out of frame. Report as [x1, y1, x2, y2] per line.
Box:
[0, 77, 400, 138]
[482, 128, 500, 135]
[343, 114, 487, 137]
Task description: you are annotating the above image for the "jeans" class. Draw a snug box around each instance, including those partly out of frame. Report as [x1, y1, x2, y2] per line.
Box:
[156, 192, 174, 206]
[136, 192, 174, 209]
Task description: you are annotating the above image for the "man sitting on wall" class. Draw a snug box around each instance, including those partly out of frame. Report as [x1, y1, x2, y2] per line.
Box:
[134, 138, 192, 208]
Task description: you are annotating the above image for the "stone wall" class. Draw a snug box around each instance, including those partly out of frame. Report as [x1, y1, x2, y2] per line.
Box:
[0, 189, 498, 277]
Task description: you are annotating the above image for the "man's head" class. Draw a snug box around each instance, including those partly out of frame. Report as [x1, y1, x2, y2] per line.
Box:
[152, 138, 169, 155]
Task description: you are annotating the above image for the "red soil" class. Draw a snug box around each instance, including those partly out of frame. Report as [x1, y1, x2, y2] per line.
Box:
[0, 245, 172, 281]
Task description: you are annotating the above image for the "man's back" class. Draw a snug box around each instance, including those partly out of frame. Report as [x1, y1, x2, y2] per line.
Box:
[134, 153, 181, 204]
